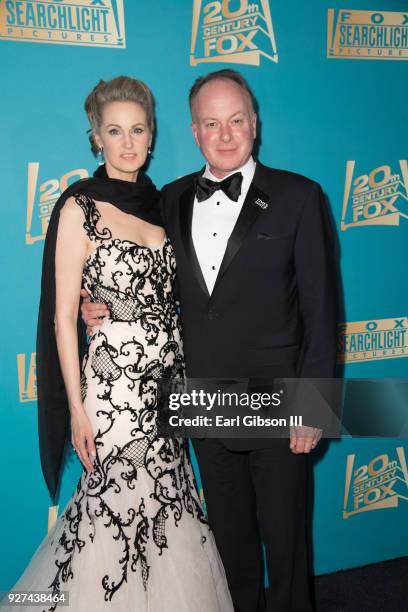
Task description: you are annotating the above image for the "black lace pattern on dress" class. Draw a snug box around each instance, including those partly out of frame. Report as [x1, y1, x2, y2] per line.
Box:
[43, 195, 207, 610]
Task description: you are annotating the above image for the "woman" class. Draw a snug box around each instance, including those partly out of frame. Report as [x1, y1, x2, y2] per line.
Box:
[8, 77, 233, 612]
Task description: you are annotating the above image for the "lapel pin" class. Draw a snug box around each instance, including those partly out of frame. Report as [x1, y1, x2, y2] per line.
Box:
[254, 197, 268, 210]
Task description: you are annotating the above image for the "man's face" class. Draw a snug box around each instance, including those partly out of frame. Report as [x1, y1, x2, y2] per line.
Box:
[191, 79, 257, 179]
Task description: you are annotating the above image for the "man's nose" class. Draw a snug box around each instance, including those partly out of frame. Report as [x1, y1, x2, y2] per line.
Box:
[220, 124, 232, 142]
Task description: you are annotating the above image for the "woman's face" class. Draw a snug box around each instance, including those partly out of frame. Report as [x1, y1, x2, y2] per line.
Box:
[94, 100, 151, 181]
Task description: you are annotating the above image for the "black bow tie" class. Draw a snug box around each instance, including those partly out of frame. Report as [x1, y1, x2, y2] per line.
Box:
[196, 172, 243, 203]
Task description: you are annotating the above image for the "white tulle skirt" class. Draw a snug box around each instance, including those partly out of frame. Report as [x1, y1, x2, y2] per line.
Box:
[6, 451, 233, 612]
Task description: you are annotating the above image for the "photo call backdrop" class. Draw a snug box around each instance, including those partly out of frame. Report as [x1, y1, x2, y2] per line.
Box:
[1, 0, 407, 590]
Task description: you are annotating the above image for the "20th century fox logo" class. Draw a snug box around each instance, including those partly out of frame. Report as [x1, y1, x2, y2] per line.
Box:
[26, 163, 89, 244]
[343, 448, 408, 518]
[341, 161, 408, 230]
[17, 352, 37, 402]
[0, 0, 126, 48]
[190, 0, 277, 66]
[327, 9, 408, 60]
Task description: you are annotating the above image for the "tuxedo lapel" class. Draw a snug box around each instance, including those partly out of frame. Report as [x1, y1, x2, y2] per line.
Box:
[212, 174, 270, 293]
[178, 179, 210, 298]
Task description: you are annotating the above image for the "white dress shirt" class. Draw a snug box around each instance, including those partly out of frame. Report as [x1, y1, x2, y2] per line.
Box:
[192, 156, 256, 294]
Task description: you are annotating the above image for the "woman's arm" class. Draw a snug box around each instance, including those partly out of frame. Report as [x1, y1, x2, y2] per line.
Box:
[55, 196, 96, 472]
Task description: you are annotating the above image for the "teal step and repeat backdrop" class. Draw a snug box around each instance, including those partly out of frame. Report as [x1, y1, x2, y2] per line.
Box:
[1, 0, 407, 590]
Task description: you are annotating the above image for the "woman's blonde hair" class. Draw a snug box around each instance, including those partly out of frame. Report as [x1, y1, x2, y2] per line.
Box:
[85, 76, 155, 154]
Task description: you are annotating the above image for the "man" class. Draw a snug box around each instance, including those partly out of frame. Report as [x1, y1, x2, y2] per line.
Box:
[83, 70, 337, 612]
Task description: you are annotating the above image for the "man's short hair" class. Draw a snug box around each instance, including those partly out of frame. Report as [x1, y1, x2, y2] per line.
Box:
[189, 69, 256, 118]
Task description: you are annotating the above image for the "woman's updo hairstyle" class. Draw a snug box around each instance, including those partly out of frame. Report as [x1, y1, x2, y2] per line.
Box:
[85, 76, 155, 154]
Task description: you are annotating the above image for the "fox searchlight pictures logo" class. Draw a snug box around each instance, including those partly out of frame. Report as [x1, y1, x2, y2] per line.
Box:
[190, 0, 277, 66]
[327, 9, 408, 60]
[0, 0, 126, 48]
[337, 317, 408, 364]
[341, 161, 408, 230]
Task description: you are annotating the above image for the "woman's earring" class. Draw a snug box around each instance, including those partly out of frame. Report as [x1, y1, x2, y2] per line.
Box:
[97, 146, 104, 165]
[148, 146, 152, 155]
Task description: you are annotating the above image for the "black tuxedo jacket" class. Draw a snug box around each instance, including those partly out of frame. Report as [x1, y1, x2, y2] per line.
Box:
[162, 161, 338, 448]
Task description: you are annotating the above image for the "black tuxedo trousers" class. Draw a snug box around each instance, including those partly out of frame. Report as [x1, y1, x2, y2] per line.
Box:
[161, 163, 337, 612]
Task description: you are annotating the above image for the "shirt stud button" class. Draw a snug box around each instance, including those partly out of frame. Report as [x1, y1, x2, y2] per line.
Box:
[213, 232, 217, 237]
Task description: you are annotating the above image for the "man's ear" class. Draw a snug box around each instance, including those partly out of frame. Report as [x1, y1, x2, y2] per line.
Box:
[191, 122, 200, 148]
[251, 113, 257, 139]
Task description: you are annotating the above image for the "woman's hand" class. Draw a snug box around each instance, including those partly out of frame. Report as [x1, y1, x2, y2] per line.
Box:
[70, 406, 96, 472]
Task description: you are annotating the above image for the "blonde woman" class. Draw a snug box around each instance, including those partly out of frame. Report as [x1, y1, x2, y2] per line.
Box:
[7, 77, 233, 612]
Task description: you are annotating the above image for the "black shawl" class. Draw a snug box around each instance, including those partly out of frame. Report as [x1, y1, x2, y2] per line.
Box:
[36, 165, 162, 500]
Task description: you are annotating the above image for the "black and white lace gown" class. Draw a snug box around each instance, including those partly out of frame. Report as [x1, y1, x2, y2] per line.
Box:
[9, 195, 233, 612]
